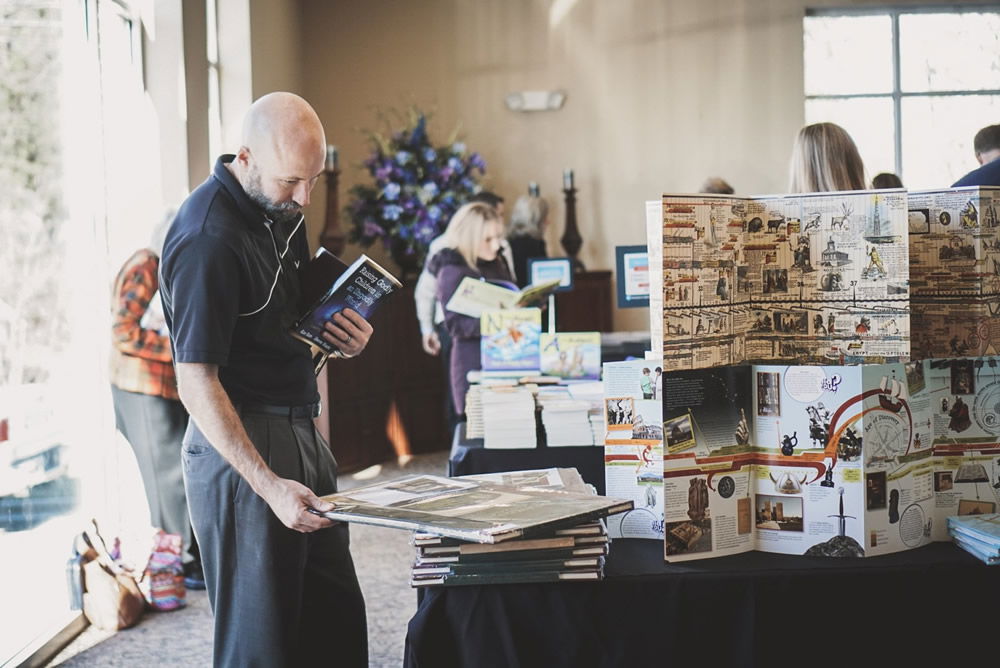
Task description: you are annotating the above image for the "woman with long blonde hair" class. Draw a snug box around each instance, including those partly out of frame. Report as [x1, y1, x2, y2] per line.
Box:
[428, 201, 514, 415]
[788, 122, 866, 193]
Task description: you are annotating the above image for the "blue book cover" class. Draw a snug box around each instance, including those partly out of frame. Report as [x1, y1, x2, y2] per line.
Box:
[947, 513, 1000, 551]
[291, 252, 401, 355]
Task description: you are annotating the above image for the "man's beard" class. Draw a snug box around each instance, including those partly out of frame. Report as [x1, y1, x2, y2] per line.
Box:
[245, 166, 301, 225]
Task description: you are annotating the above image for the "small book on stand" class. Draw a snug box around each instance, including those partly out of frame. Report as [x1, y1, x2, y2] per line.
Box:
[292, 248, 402, 373]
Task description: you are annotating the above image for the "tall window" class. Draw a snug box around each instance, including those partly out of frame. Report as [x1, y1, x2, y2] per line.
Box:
[804, 7, 1000, 189]
[1, 0, 154, 662]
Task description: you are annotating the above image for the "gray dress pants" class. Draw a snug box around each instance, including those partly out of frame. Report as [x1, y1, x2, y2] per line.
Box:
[111, 385, 194, 563]
[181, 408, 367, 668]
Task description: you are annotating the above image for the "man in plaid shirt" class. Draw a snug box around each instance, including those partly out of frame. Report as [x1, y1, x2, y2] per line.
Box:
[109, 216, 204, 589]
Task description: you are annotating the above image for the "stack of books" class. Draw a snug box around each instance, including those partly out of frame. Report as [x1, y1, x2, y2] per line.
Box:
[481, 385, 538, 448]
[464, 384, 484, 438]
[410, 521, 609, 586]
[404, 468, 620, 587]
[947, 513, 1000, 565]
[538, 395, 599, 446]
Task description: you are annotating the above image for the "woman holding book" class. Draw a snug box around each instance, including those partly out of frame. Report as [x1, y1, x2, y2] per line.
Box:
[428, 202, 514, 416]
[788, 122, 866, 193]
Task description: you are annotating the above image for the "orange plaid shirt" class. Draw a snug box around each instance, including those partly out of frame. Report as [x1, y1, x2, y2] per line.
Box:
[108, 249, 178, 400]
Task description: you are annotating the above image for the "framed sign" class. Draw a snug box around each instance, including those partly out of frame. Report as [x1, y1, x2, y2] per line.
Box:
[527, 257, 574, 292]
[615, 245, 649, 308]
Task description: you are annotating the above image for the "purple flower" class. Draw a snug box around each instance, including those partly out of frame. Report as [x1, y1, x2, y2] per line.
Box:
[383, 182, 401, 201]
[423, 148, 437, 162]
[395, 151, 413, 166]
[439, 166, 454, 181]
[427, 205, 442, 222]
[422, 182, 439, 198]
[375, 165, 393, 180]
[469, 153, 486, 170]
[363, 220, 385, 238]
[447, 157, 462, 171]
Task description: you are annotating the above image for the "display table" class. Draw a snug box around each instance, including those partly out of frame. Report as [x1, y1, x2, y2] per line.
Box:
[448, 423, 606, 495]
[404, 539, 997, 667]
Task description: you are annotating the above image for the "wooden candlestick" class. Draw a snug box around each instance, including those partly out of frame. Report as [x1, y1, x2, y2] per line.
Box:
[561, 186, 585, 272]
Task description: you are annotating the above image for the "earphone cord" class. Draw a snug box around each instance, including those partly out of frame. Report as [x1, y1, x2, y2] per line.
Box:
[238, 214, 304, 317]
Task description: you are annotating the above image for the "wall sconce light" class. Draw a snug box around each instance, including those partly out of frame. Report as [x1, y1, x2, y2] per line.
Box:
[504, 90, 567, 112]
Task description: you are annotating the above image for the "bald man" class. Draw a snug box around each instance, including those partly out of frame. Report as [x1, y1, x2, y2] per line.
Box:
[160, 92, 370, 667]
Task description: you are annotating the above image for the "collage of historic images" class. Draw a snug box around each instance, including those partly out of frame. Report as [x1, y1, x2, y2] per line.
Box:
[659, 190, 911, 371]
[649, 187, 1000, 562]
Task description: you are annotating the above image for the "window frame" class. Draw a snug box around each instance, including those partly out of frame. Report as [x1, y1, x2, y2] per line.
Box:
[805, 4, 1000, 181]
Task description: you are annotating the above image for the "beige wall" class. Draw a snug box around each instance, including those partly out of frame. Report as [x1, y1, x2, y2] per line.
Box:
[281, 0, 990, 331]
[249, 0, 304, 98]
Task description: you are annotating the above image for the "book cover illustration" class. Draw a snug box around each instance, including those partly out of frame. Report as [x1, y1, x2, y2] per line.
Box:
[291, 252, 401, 354]
[480, 308, 542, 374]
[539, 332, 601, 380]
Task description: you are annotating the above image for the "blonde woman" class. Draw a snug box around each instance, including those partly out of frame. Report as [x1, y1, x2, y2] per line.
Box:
[788, 122, 866, 193]
[428, 202, 514, 415]
[507, 194, 549, 287]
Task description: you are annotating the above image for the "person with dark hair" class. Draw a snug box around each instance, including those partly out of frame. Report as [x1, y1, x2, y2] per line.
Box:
[160, 92, 371, 667]
[468, 190, 505, 210]
[788, 122, 866, 193]
[700, 177, 734, 194]
[871, 172, 903, 189]
[507, 194, 549, 287]
[953, 124, 1000, 187]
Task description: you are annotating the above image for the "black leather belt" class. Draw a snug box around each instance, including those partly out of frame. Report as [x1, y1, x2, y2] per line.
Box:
[238, 401, 321, 419]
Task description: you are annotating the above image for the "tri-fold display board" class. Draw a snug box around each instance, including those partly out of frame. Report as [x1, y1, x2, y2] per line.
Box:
[632, 186, 1000, 561]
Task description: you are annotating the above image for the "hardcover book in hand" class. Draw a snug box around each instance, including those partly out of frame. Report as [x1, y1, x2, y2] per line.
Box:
[291, 248, 402, 356]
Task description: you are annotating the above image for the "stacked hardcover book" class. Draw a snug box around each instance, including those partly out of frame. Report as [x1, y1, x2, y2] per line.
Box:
[410, 521, 609, 586]
[947, 513, 1000, 565]
[407, 468, 615, 587]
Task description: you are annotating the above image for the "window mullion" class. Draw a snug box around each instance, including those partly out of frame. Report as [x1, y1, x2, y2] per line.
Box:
[892, 10, 903, 179]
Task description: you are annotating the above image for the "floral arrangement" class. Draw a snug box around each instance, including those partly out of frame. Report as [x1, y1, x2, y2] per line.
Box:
[346, 109, 487, 272]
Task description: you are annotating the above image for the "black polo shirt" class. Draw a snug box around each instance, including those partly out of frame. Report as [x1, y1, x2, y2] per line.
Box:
[160, 155, 318, 406]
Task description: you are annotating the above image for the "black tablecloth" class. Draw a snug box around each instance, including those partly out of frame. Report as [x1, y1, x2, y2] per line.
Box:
[448, 423, 606, 495]
[404, 539, 999, 667]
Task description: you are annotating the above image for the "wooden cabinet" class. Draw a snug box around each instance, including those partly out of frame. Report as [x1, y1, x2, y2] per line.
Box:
[555, 270, 613, 332]
[315, 284, 449, 473]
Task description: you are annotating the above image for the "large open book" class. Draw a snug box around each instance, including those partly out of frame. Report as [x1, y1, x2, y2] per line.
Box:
[445, 276, 561, 318]
[317, 473, 632, 543]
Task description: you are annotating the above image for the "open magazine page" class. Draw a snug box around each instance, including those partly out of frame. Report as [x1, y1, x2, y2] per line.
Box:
[750, 364, 867, 556]
[661, 195, 747, 371]
[908, 187, 1000, 358]
[860, 364, 935, 555]
[661, 190, 910, 371]
[602, 359, 664, 539]
[660, 365, 755, 561]
[911, 357, 1000, 540]
[663, 365, 752, 457]
[662, 454, 754, 561]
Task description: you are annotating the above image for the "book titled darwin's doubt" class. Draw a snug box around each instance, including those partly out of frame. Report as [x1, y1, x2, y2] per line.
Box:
[291, 248, 402, 355]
